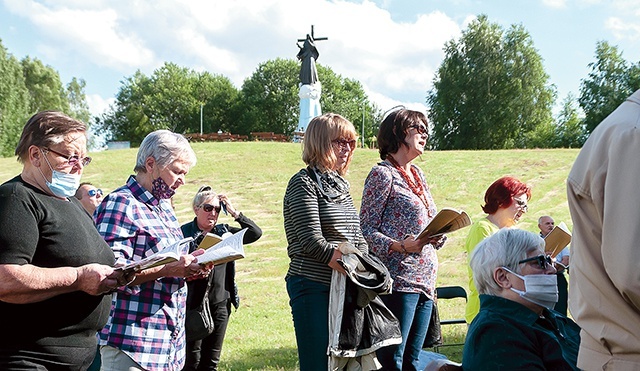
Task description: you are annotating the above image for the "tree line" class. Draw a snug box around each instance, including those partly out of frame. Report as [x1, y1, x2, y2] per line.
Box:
[1, 14, 639, 153]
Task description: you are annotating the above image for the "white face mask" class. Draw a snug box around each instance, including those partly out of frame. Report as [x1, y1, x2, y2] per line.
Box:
[503, 267, 559, 310]
[38, 150, 81, 198]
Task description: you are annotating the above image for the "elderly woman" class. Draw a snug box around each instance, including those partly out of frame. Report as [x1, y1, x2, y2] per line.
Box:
[0, 111, 122, 369]
[181, 186, 262, 371]
[463, 228, 580, 369]
[95, 130, 202, 371]
[283, 113, 368, 369]
[359, 108, 445, 371]
[464, 176, 531, 323]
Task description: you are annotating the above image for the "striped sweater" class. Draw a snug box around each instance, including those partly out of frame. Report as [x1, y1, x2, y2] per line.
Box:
[283, 167, 368, 285]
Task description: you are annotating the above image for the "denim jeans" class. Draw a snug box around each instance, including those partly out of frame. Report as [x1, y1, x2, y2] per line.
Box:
[286, 275, 330, 371]
[377, 292, 433, 371]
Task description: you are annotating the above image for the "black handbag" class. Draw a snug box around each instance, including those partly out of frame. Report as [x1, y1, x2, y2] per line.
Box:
[185, 271, 215, 342]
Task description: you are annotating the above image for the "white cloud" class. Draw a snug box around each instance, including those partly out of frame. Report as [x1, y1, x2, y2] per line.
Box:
[86, 94, 115, 118]
[541, 0, 567, 9]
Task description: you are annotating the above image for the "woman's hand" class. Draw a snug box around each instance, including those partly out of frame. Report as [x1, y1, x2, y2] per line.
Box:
[217, 194, 239, 218]
[328, 249, 346, 275]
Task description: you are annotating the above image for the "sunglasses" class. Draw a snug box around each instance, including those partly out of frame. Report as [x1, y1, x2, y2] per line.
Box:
[512, 197, 528, 212]
[44, 147, 92, 167]
[518, 254, 553, 270]
[87, 189, 103, 197]
[200, 203, 221, 213]
[332, 139, 356, 150]
[409, 124, 429, 137]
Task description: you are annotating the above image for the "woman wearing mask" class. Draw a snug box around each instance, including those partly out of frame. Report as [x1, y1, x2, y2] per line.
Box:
[464, 176, 531, 324]
[96, 130, 204, 371]
[283, 113, 368, 370]
[360, 108, 445, 370]
[0, 111, 124, 369]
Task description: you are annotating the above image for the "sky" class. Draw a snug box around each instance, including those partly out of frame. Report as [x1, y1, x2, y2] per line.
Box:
[2, 0, 640, 120]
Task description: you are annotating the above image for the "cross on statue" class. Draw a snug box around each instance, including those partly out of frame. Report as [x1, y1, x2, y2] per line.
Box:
[296, 25, 328, 85]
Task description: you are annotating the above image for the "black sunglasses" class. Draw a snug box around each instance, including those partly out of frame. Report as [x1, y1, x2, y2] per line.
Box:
[200, 203, 221, 213]
[408, 124, 429, 136]
[518, 254, 552, 270]
[87, 189, 103, 197]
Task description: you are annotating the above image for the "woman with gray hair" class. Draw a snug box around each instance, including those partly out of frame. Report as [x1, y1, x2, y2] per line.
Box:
[462, 228, 580, 370]
[95, 129, 205, 371]
[181, 185, 262, 370]
[0, 111, 126, 369]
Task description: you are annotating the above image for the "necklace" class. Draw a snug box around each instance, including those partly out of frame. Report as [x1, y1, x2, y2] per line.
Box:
[386, 155, 433, 217]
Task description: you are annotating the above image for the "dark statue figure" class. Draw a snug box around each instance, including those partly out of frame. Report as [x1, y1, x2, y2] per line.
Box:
[297, 34, 319, 85]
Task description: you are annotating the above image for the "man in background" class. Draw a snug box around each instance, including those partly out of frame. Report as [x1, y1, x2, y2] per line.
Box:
[567, 89, 640, 369]
[538, 215, 570, 315]
[75, 182, 103, 215]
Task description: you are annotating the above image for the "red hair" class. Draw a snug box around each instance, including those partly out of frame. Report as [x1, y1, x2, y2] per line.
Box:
[482, 176, 531, 214]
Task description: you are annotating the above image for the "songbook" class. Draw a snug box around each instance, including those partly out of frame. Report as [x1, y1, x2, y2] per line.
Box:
[196, 228, 248, 265]
[415, 208, 472, 240]
[544, 221, 572, 258]
[116, 237, 193, 273]
[197, 232, 224, 250]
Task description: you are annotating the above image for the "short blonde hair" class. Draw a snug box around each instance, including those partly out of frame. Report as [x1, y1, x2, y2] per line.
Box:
[302, 113, 357, 176]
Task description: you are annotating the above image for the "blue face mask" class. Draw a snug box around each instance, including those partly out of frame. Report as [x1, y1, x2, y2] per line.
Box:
[38, 149, 81, 198]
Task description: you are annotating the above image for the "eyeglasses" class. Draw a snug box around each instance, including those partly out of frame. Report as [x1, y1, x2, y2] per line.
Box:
[512, 197, 528, 212]
[332, 139, 356, 150]
[44, 147, 92, 167]
[87, 189, 103, 197]
[409, 124, 429, 137]
[518, 254, 553, 270]
[199, 203, 221, 213]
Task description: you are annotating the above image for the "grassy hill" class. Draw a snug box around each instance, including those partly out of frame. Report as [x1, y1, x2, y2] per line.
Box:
[0, 142, 580, 369]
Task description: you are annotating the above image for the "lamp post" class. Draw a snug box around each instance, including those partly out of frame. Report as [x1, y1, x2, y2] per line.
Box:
[361, 102, 366, 148]
[200, 103, 203, 135]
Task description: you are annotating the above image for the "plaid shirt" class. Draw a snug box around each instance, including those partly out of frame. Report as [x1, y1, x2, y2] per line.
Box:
[96, 175, 188, 371]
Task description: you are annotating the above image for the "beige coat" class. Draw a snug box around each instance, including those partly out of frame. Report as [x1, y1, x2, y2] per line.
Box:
[567, 89, 640, 370]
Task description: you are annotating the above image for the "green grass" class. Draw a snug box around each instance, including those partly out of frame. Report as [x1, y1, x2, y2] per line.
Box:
[0, 142, 580, 369]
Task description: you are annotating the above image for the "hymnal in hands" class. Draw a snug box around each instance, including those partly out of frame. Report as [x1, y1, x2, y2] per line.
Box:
[415, 208, 472, 240]
[117, 237, 193, 273]
[544, 221, 571, 258]
[196, 228, 248, 265]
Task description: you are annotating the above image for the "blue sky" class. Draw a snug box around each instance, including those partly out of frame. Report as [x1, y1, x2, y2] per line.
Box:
[1, 0, 639, 118]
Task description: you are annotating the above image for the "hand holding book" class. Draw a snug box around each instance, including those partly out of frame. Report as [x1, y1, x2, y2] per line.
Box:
[415, 208, 472, 240]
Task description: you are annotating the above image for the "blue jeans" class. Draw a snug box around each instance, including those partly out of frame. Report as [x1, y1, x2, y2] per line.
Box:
[286, 275, 330, 371]
[377, 292, 433, 371]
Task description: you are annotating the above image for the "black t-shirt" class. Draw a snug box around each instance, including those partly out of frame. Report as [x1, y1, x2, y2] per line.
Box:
[0, 175, 114, 368]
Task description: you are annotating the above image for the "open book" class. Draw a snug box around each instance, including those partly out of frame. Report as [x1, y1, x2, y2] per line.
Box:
[197, 232, 225, 250]
[415, 208, 472, 240]
[117, 237, 193, 273]
[544, 221, 571, 258]
[196, 228, 248, 265]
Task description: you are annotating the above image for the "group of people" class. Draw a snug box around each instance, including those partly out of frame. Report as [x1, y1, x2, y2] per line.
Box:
[0, 111, 261, 371]
[2, 87, 640, 371]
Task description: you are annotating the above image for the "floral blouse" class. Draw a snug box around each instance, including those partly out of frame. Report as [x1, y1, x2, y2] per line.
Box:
[359, 161, 442, 298]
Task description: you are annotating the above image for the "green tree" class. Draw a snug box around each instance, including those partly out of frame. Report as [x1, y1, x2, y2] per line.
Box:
[66, 77, 91, 124]
[195, 72, 239, 134]
[238, 58, 377, 137]
[427, 15, 555, 150]
[555, 93, 586, 147]
[21, 56, 70, 114]
[579, 41, 637, 133]
[0, 41, 30, 156]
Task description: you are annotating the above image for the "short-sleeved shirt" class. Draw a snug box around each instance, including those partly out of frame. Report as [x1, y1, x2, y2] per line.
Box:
[463, 295, 580, 370]
[359, 162, 439, 297]
[0, 175, 114, 368]
[464, 217, 499, 323]
[96, 175, 187, 371]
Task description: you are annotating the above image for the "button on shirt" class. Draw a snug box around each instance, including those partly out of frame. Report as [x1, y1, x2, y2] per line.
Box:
[96, 175, 188, 371]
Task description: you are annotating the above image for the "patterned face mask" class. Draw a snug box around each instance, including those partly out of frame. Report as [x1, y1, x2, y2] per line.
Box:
[151, 176, 175, 200]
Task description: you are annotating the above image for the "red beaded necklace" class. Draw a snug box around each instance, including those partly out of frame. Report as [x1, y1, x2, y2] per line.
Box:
[386, 155, 433, 217]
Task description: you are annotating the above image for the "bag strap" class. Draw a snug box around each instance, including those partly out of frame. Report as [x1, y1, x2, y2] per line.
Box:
[200, 270, 215, 306]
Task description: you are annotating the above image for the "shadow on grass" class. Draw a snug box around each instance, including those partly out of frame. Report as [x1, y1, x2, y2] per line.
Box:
[221, 346, 299, 370]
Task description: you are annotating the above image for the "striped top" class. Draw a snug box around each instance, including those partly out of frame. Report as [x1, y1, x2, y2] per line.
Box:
[283, 167, 368, 285]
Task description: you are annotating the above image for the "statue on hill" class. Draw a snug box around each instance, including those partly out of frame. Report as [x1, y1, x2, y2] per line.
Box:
[296, 25, 327, 133]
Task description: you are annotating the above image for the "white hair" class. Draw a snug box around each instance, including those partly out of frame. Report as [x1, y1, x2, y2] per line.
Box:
[134, 130, 196, 173]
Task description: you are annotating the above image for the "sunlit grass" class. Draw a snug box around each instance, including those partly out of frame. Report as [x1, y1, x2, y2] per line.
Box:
[0, 142, 579, 369]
